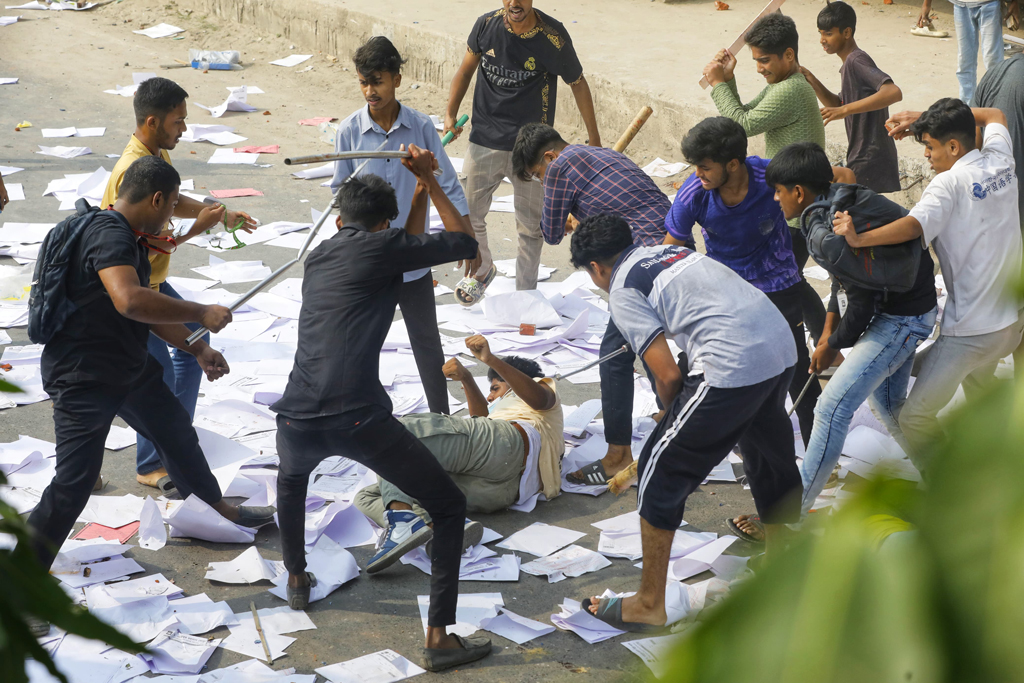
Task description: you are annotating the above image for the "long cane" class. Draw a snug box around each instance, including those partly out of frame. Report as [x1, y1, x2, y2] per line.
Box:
[553, 346, 629, 381]
[787, 373, 818, 417]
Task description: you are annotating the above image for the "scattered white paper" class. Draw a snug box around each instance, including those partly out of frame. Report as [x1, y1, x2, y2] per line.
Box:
[206, 546, 284, 583]
[141, 629, 220, 674]
[208, 147, 260, 165]
[316, 649, 425, 683]
[137, 495, 167, 551]
[270, 54, 312, 67]
[133, 23, 184, 38]
[642, 158, 689, 178]
[269, 536, 360, 604]
[479, 608, 555, 645]
[195, 86, 258, 119]
[167, 494, 256, 543]
[521, 544, 611, 583]
[193, 255, 272, 284]
[417, 593, 504, 638]
[497, 522, 586, 557]
[103, 425, 136, 450]
[623, 633, 690, 678]
[36, 145, 91, 159]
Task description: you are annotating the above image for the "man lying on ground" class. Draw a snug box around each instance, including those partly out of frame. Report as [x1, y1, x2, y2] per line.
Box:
[354, 334, 564, 570]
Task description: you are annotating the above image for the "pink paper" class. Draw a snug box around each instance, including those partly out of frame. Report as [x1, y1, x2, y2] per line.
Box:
[233, 145, 279, 154]
[298, 117, 334, 126]
[209, 188, 264, 198]
[73, 521, 141, 544]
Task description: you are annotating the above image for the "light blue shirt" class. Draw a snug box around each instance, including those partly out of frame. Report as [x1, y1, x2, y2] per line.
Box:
[330, 103, 468, 282]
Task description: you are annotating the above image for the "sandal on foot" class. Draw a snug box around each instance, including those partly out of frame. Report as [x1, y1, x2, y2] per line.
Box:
[287, 572, 317, 610]
[581, 597, 668, 634]
[155, 476, 176, 495]
[727, 515, 765, 545]
[566, 460, 611, 486]
[421, 634, 492, 672]
[454, 264, 497, 307]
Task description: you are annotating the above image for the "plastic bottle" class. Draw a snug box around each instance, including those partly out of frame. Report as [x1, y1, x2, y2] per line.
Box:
[188, 50, 243, 71]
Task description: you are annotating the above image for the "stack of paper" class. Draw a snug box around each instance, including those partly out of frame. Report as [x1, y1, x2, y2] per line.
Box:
[317, 650, 425, 683]
[521, 545, 611, 583]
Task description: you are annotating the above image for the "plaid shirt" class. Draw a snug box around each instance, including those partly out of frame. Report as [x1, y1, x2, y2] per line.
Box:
[541, 145, 677, 247]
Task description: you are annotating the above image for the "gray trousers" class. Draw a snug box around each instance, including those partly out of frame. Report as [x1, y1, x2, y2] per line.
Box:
[463, 141, 545, 290]
[354, 413, 525, 526]
[899, 314, 1024, 471]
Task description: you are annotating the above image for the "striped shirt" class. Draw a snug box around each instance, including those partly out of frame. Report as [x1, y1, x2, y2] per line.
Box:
[541, 145, 673, 246]
[665, 156, 801, 293]
[609, 244, 795, 388]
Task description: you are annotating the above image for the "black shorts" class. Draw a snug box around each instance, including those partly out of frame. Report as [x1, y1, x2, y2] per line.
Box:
[636, 369, 802, 530]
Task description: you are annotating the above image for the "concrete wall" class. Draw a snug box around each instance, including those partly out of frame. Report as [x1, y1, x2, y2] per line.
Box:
[190, 0, 930, 205]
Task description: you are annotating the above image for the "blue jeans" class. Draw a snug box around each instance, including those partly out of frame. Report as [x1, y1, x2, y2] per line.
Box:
[800, 309, 937, 513]
[953, 0, 1004, 105]
[136, 282, 208, 475]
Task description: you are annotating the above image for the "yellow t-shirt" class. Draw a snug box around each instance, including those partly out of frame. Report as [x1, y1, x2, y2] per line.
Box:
[490, 377, 565, 500]
[101, 135, 173, 289]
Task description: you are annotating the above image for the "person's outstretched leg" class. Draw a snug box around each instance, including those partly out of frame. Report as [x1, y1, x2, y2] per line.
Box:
[509, 155, 545, 291]
[276, 416, 330, 583]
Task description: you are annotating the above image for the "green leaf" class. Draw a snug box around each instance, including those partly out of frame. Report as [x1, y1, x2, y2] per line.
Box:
[0, 378, 23, 394]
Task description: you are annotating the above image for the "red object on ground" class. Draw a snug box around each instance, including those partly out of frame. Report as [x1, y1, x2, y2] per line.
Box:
[233, 145, 280, 154]
[73, 521, 141, 543]
[209, 188, 265, 198]
[298, 117, 335, 126]
[519, 324, 536, 336]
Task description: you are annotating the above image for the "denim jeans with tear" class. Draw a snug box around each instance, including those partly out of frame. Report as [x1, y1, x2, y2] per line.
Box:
[953, 0, 1004, 105]
[800, 309, 937, 514]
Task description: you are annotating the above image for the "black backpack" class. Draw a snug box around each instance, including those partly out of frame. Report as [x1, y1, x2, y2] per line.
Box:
[800, 183, 923, 294]
[27, 199, 110, 344]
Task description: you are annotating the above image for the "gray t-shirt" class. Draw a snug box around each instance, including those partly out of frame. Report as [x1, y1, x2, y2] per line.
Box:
[609, 245, 797, 389]
[841, 49, 901, 194]
[975, 53, 1024, 231]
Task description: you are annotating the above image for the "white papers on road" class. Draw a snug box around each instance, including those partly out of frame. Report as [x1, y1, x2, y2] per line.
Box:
[664, 535, 738, 581]
[641, 158, 688, 178]
[804, 265, 830, 281]
[0, 77, 17, 85]
[1, 343, 43, 365]
[103, 425, 136, 450]
[0, 434, 51, 474]
[138, 495, 167, 551]
[497, 522, 586, 557]
[0, 15, 18, 25]
[195, 86, 258, 118]
[488, 193, 516, 213]
[304, 500, 377, 547]
[85, 586, 177, 642]
[0, 165, 23, 176]
[291, 162, 334, 179]
[479, 608, 555, 645]
[167, 594, 239, 635]
[141, 629, 220, 674]
[26, 634, 145, 683]
[316, 650, 425, 683]
[55, 538, 127, 564]
[206, 546, 284, 583]
[417, 593, 504, 638]
[208, 147, 260, 164]
[563, 398, 602, 437]
[221, 620, 295, 662]
[133, 22, 184, 38]
[623, 633, 690, 678]
[270, 54, 312, 67]
[482, 290, 562, 328]
[269, 536, 360, 603]
[99, 573, 183, 600]
[181, 123, 244, 144]
[42, 127, 105, 138]
[521, 545, 611, 583]
[193, 255, 272, 283]
[36, 145, 91, 158]
[167, 494, 256, 543]
[493, 258, 555, 281]
[233, 605, 316, 634]
[550, 597, 625, 643]
[704, 456, 737, 483]
[59, 555, 145, 588]
[78, 493, 145, 528]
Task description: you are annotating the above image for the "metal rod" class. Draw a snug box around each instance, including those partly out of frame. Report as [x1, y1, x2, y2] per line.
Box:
[554, 346, 629, 381]
[788, 373, 818, 417]
[285, 150, 411, 166]
[250, 602, 273, 664]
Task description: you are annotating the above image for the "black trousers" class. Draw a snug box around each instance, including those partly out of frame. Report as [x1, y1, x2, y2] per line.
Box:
[789, 226, 827, 344]
[636, 369, 801, 530]
[399, 273, 449, 415]
[599, 318, 661, 446]
[29, 357, 223, 569]
[275, 407, 466, 627]
[765, 284, 822, 448]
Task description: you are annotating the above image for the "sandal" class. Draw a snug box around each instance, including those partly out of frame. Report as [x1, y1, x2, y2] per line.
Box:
[566, 460, 611, 486]
[287, 572, 317, 610]
[156, 476, 176, 495]
[910, 24, 949, 37]
[581, 597, 668, 634]
[454, 264, 497, 307]
[727, 515, 765, 545]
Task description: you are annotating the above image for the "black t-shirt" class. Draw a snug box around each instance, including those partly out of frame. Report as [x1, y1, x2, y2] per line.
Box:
[467, 8, 584, 151]
[41, 210, 152, 386]
[840, 49, 901, 194]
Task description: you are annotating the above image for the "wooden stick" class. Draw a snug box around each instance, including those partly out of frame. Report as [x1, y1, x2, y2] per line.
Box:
[251, 601, 273, 664]
[612, 106, 654, 153]
[608, 461, 638, 495]
[698, 0, 788, 89]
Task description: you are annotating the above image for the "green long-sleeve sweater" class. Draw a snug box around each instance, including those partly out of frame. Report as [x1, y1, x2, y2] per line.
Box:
[711, 73, 826, 159]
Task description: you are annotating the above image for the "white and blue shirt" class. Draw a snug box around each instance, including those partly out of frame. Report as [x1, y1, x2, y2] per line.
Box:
[609, 244, 796, 389]
[330, 103, 469, 282]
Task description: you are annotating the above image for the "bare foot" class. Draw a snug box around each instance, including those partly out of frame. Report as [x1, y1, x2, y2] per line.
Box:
[732, 514, 765, 542]
[426, 626, 464, 650]
[570, 443, 632, 481]
[136, 467, 169, 487]
[585, 594, 666, 626]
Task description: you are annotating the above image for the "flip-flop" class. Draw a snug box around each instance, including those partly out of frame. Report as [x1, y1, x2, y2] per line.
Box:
[727, 515, 765, 545]
[911, 24, 949, 37]
[581, 596, 668, 634]
[454, 264, 497, 307]
[156, 476, 176, 495]
[566, 460, 611, 486]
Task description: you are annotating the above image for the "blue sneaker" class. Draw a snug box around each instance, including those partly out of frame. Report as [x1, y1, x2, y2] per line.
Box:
[366, 509, 433, 574]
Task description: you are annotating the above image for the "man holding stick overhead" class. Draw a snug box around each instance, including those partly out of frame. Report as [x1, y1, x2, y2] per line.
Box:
[274, 146, 488, 672]
[444, 0, 601, 299]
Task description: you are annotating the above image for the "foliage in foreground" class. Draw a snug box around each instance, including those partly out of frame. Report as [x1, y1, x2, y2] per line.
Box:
[665, 379, 1024, 683]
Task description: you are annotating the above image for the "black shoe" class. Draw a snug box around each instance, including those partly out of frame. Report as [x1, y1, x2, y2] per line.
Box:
[236, 506, 277, 529]
[287, 572, 317, 610]
[425, 520, 484, 558]
[421, 634, 492, 672]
